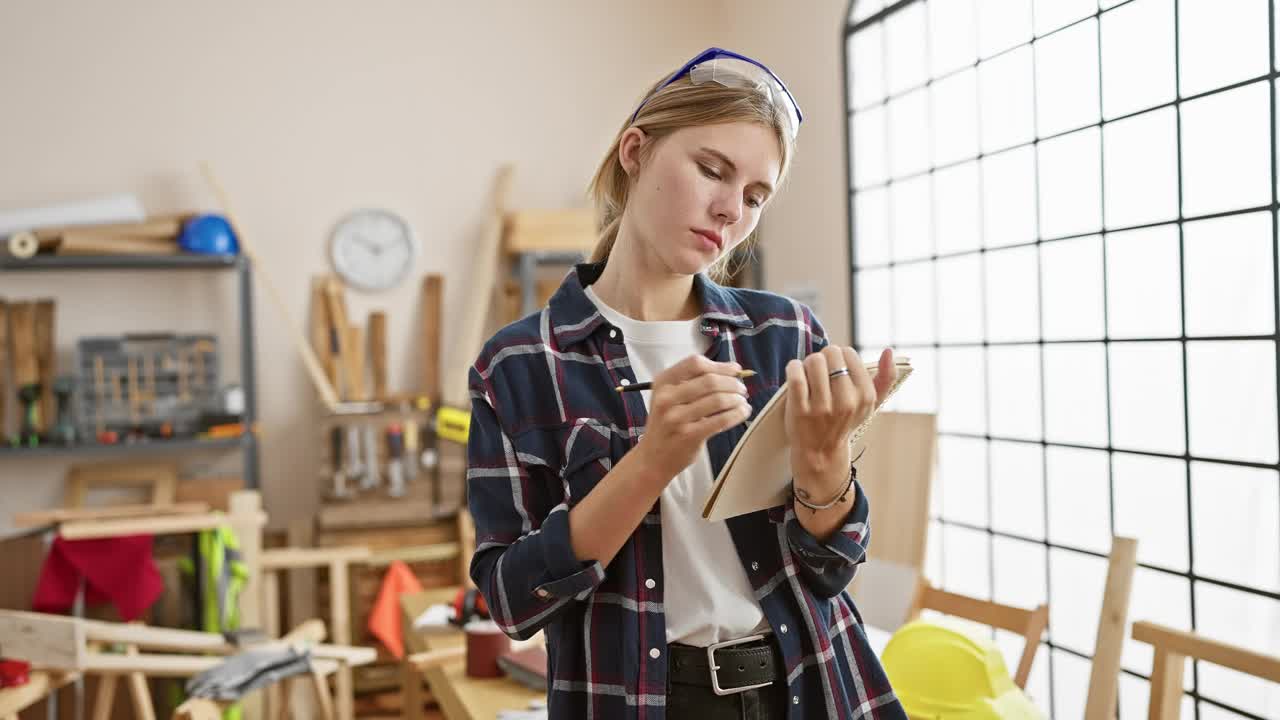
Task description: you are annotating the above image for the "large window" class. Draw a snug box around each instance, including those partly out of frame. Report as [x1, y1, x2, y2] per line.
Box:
[844, 1, 1280, 718]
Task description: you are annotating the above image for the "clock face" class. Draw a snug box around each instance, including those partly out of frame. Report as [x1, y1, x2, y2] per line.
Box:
[329, 209, 416, 291]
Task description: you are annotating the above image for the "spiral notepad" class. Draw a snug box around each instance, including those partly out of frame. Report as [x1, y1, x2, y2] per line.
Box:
[701, 357, 913, 522]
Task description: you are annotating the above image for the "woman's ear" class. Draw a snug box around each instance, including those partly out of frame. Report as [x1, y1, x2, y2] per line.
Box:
[617, 127, 649, 177]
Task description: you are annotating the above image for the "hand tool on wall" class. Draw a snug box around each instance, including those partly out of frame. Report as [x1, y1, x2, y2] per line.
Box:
[330, 425, 351, 498]
[403, 408, 420, 483]
[53, 376, 76, 445]
[344, 425, 363, 481]
[369, 311, 388, 402]
[361, 423, 380, 490]
[127, 356, 143, 439]
[386, 424, 405, 497]
[310, 277, 338, 390]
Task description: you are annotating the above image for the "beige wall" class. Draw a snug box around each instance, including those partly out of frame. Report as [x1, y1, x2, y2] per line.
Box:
[0, 1, 853, 534]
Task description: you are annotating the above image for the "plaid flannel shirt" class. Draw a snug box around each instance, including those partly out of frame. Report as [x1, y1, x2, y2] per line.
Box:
[467, 262, 905, 719]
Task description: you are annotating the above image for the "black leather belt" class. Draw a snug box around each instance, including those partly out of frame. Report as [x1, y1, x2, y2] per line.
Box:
[668, 634, 782, 696]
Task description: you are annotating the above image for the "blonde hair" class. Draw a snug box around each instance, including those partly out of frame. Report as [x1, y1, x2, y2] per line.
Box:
[587, 72, 797, 283]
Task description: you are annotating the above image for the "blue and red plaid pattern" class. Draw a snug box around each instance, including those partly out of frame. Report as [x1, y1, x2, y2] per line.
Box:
[467, 262, 905, 719]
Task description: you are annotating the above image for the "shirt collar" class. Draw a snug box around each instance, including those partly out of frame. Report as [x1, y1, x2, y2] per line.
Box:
[548, 261, 753, 347]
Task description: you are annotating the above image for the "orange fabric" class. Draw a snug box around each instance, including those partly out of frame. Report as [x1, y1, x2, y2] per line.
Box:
[366, 560, 424, 659]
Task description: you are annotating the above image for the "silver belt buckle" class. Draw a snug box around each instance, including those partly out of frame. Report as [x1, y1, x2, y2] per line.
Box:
[706, 634, 773, 696]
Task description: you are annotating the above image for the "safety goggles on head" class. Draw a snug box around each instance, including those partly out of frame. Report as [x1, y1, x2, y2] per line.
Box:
[630, 47, 803, 140]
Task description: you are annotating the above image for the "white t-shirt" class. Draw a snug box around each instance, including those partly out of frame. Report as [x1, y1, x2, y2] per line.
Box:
[584, 285, 769, 647]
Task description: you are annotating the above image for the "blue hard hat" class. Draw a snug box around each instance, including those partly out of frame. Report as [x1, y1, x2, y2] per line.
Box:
[179, 214, 239, 255]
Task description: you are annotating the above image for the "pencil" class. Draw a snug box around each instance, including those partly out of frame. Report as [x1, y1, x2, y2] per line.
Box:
[615, 369, 756, 393]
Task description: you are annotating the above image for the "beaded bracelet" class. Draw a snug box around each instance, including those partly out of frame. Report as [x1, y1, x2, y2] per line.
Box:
[792, 446, 865, 513]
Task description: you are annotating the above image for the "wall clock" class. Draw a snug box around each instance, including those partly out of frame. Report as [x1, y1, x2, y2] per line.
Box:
[329, 209, 417, 291]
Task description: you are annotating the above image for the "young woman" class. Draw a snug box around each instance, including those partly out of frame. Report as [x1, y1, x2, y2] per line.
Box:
[466, 47, 905, 719]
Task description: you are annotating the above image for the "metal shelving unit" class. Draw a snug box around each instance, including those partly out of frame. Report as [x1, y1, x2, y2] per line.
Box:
[0, 253, 260, 488]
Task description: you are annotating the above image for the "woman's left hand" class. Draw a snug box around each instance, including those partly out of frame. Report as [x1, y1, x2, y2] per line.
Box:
[783, 346, 897, 490]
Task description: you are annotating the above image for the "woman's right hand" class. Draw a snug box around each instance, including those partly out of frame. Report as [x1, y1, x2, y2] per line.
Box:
[634, 354, 752, 482]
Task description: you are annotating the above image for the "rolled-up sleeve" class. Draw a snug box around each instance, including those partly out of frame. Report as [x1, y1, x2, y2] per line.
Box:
[783, 480, 871, 599]
[466, 371, 605, 641]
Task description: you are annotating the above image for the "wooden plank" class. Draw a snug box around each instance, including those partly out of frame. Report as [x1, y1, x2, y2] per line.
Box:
[83, 652, 341, 677]
[0, 670, 76, 715]
[59, 511, 262, 541]
[34, 299, 55, 435]
[919, 586, 1039, 635]
[1148, 649, 1185, 720]
[1132, 621, 1280, 683]
[287, 519, 318, 634]
[345, 325, 367, 403]
[64, 461, 179, 508]
[369, 311, 388, 402]
[8, 302, 36, 386]
[443, 165, 512, 409]
[228, 490, 265, 720]
[1085, 536, 1139, 720]
[311, 277, 338, 389]
[420, 275, 443, 402]
[503, 208, 596, 253]
[174, 475, 245, 512]
[124, 644, 156, 720]
[330, 558, 354, 720]
[13, 501, 209, 528]
[82, 619, 231, 654]
[0, 610, 85, 668]
[323, 278, 354, 400]
[260, 546, 372, 571]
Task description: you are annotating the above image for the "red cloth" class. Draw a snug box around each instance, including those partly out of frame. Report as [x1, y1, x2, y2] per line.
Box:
[367, 560, 424, 659]
[32, 535, 163, 621]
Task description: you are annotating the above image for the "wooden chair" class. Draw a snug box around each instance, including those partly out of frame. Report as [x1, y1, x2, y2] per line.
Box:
[909, 583, 1049, 690]
[1130, 621, 1280, 720]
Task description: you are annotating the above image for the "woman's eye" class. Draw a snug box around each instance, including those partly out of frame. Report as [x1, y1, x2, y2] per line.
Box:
[746, 196, 763, 209]
[699, 164, 722, 180]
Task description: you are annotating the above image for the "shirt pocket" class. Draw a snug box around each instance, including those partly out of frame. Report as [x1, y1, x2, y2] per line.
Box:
[558, 421, 616, 503]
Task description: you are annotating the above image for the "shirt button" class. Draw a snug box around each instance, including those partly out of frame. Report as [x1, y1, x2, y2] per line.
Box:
[645, 578, 656, 589]
[780, 624, 788, 634]
[620, 378, 631, 386]
[650, 648, 661, 659]
[609, 328, 619, 339]
[535, 588, 549, 599]
[751, 561, 759, 571]
[792, 696, 800, 705]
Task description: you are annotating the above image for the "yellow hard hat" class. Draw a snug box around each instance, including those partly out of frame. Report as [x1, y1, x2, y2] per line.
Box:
[881, 617, 1044, 719]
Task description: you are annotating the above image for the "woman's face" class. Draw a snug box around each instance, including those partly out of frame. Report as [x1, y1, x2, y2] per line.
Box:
[620, 121, 782, 276]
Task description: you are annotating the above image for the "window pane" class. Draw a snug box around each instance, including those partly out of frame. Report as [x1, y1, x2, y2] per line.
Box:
[1043, 342, 1109, 447]
[855, 267, 893, 346]
[1181, 81, 1271, 217]
[893, 262, 935, 346]
[1191, 461, 1280, 592]
[976, 0, 1033, 59]
[1109, 341, 1186, 455]
[938, 435, 989, 526]
[992, 536, 1047, 608]
[926, 519, 944, 584]
[931, 68, 980, 167]
[1120, 675, 1197, 720]
[1121, 569, 1192, 675]
[939, 346, 987, 434]
[1049, 547, 1108, 654]
[852, 105, 888, 189]
[890, 174, 933, 261]
[943, 523, 992, 599]
[990, 440, 1045, 539]
[1178, 0, 1268, 98]
[1199, 661, 1280, 718]
[982, 146, 1038, 248]
[930, 0, 979, 76]
[850, 0, 884, 23]
[935, 161, 982, 255]
[1186, 341, 1278, 465]
[888, 346, 936, 413]
[1034, 18, 1100, 138]
[888, 88, 931, 179]
[1051, 649, 1093, 720]
[988, 344, 1042, 441]
[885, 1, 928, 95]
[985, 246, 1040, 342]
[1101, 0, 1176, 119]
[937, 253, 984, 343]
[853, 186, 890, 267]
[1038, 127, 1102, 239]
[1105, 226, 1182, 339]
[1194, 583, 1280, 716]
[1103, 107, 1179, 229]
[849, 23, 885, 110]
[1183, 212, 1275, 338]
[1046, 446, 1112, 554]
[1113, 452, 1190, 571]
[1034, 0, 1095, 37]
[978, 46, 1034, 152]
[1041, 235, 1105, 341]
